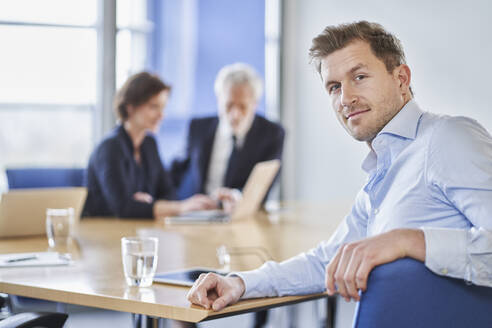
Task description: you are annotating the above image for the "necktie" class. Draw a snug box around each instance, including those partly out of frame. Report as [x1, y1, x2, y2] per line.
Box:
[224, 135, 239, 187]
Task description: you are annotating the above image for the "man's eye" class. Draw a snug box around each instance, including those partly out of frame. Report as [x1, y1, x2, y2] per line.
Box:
[355, 75, 366, 81]
[328, 84, 340, 94]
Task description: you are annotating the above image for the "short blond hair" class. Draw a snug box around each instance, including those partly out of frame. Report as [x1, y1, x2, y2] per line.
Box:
[309, 21, 413, 95]
[310, 21, 407, 75]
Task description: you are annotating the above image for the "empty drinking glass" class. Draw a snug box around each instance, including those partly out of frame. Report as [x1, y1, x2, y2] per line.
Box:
[46, 208, 74, 248]
[121, 237, 158, 287]
[216, 245, 273, 271]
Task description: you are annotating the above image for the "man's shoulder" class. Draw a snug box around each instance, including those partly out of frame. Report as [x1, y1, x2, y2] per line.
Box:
[424, 114, 490, 146]
[253, 115, 284, 135]
[418, 112, 492, 188]
[440, 115, 489, 135]
[186, 116, 216, 136]
[422, 113, 492, 169]
[190, 116, 218, 128]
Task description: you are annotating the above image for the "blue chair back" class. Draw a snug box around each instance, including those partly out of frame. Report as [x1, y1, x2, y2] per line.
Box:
[353, 258, 492, 327]
[6, 168, 85, 189]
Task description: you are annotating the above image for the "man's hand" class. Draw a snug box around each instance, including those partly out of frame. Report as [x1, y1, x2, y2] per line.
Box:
[325, 229, 425, 302]
[186, 273, 245, 311]
[212, 188, 242, 214]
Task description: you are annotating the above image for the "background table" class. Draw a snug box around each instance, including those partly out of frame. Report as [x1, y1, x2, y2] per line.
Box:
[0, 202, 347, 323]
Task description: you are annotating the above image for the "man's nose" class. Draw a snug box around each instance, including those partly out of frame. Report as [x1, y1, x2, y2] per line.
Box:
[230, 107, 241, 120]
[340, 84, 358, 108]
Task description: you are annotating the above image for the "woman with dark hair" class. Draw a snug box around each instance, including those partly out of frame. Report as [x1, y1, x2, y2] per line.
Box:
[84, 72, 217, 218]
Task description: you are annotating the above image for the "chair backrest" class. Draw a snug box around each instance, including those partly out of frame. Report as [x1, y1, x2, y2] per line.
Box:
[353, 258, 492, 328]
[6, 168, 85, 189]
[0, 312, 68, 328]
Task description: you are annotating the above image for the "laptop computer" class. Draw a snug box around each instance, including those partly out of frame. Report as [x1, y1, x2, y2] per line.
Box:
[165, 159, 280, 224]
[0, 187, 87, 238]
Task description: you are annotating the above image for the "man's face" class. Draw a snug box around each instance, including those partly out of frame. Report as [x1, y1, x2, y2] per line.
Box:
[218, 83, 257, 134]
[321, 40, 409, 142]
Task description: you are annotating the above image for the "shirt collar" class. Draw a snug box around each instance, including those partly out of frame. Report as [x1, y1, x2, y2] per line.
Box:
[118, 124, 153, 151]
[218, 116, 233, 137]
[377, 99, 423, 140]
[218, 114, 255, 147]
[361, 99, 424, 174]
[361, 150, 377, 174]
[118, 124, 134, 151]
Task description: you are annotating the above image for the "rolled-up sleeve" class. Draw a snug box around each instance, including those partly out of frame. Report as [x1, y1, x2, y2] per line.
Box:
[425, 117, 492, 287]
[423, 227, 492, 287]
[232, 190, 369, 299]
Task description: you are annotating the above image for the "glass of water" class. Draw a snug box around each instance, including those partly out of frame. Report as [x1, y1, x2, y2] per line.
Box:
[121, 237, 158, 287]
[46, 208, 74, 248]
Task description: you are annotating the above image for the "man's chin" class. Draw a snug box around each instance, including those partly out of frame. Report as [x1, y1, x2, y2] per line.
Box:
[349, 129, 375, 142]
[230, 124, 241, 134]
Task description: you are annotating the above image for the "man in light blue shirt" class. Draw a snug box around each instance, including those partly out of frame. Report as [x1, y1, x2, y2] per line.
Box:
[187, 21, 492, 311]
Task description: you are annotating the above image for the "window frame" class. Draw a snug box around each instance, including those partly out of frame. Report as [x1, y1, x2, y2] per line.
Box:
[0, 0, 154, 162]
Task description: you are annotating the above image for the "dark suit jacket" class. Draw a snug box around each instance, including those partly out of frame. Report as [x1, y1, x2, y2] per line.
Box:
[171, 115, 285, 199]
[83, 125, 175, 218]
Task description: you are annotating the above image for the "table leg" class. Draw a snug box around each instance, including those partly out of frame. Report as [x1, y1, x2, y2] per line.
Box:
[132, 315, 162, 328]
[132, 313, 142, 328]
[147, 316, 160, 328]
[326, 295, 337, 328]
[143, 318, 195, 328]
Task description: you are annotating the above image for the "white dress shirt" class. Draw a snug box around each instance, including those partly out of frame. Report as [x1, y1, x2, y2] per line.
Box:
[204, 115, 254, 195]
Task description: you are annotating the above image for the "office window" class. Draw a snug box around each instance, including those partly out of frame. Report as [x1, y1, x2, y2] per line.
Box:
[116, 0, 152, 88]
[0, 0, 97, 168]
[0, 0, 97, 25]
[0, 0, 151, 171]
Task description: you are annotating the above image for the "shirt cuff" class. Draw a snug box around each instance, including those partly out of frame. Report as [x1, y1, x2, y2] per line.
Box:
[229, 268, 273, 299]
[422, 227, 467, 280]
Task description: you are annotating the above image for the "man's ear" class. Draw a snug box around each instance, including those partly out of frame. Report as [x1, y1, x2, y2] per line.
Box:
[395, 64, 411, 94]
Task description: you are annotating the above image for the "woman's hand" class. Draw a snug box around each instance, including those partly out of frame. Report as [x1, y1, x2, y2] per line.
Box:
[133, 192, 153, 204]
[180, 194, 218, 214]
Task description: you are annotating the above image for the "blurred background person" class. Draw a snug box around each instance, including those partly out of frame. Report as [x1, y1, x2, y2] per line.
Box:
[171, 63, 285, 211]
[83, 72, 217, 219]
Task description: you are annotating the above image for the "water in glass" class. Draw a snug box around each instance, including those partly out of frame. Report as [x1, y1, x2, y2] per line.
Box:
[123, 252, 157, 287]
[121, 237, 158, 287]
[46, 208, 74, 248]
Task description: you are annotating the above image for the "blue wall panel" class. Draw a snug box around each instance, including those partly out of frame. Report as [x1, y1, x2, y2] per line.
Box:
[149, 0, 265, 166]
[192, 0, 266, 116]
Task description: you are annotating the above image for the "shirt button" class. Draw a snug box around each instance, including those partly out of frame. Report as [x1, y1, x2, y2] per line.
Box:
[373, 208, 379, 215]
[441, 268, 448, 275]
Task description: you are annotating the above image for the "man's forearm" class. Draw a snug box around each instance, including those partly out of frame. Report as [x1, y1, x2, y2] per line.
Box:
[399, 228, 426, 262]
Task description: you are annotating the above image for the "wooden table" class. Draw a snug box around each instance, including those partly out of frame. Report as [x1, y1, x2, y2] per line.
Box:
[0, 202, 346, 323]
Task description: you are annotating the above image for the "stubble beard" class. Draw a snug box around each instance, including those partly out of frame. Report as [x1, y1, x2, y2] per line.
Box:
[346, 98, 402, 142]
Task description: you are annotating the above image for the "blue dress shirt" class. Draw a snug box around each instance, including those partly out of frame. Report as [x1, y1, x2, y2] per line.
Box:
[236, 100, 492, 298]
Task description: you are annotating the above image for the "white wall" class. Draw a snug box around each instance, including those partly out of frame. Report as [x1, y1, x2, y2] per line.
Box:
[281, 0, 492, 205]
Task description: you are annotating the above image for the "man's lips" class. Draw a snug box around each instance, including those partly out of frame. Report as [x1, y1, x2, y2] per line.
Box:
[346, 109, 370, 120]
